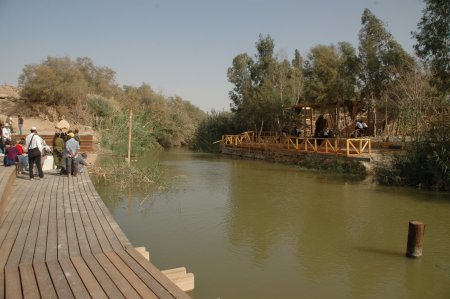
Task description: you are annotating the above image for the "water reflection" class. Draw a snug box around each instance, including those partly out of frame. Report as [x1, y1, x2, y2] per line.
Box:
[93, 150, 450, 299]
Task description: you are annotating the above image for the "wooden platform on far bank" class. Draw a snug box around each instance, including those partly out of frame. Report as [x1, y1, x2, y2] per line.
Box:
[0, 168, 190, 298]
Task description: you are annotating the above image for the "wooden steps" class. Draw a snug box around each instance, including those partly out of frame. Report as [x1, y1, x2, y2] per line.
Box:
[135, 246, 195, 293]
[162, 268, 195, 293]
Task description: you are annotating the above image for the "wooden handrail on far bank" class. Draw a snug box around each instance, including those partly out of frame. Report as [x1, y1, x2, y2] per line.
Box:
[221, 133, 371, 157]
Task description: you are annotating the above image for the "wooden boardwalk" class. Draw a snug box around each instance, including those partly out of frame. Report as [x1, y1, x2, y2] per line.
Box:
[0, 167, 189, 298]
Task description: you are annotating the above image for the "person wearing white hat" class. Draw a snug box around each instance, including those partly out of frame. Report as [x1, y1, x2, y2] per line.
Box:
[5, 114, 13, 133]
[2, 123, 11, 141]
[25, 127, 45, 180]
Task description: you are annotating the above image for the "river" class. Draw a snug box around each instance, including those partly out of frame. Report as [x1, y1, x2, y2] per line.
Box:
[92, 149, 450, 299]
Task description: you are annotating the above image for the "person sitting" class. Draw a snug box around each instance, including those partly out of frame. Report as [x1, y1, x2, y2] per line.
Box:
[74, 152, 89, 173]
[362, 121, 368, 134]
[294, 126, 301, 137]
[15, 139, 29, 172]
[3, 140, 19, 166]
[355, 120, 366, 136]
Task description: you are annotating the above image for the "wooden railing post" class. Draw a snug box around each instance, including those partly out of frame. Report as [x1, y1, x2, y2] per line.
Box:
[346, 139, 350, 156]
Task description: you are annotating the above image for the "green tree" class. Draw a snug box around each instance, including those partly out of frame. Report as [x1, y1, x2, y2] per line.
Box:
[291, 49, 304, 104]
[75, 57, 118, 97]
[412, 0, 450, 92]
[358, 9, 413, 102]
[303, 44, 340, 106]
[227, 34, 301, 132]
[336, 42, 360, 103]
[227, 53, 254, 112]
[19, 56, 88, 106]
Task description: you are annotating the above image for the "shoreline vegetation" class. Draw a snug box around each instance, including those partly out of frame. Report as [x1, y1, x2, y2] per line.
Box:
[2, 2, 449, 192]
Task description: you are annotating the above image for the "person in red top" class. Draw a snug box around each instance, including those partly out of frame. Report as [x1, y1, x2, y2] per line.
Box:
[15, 140, 23, 154]
[14, 139, 29, 171]
[3, 140, 19, 166]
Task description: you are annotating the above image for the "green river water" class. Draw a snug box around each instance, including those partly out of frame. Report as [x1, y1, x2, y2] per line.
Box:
[93, 150, 450, 299]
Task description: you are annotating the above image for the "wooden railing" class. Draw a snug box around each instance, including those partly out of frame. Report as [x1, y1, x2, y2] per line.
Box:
[221, 133, 371, 157]
[13, 134, 95, 152]
[346, 138, 371, 156]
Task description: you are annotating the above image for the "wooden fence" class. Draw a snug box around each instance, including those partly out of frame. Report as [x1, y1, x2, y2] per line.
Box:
[12, 134, 95, 152]
[221, 132, 371, 157]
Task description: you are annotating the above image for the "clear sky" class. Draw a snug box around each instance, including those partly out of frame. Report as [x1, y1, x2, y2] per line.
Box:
[0, 0, 425, 112]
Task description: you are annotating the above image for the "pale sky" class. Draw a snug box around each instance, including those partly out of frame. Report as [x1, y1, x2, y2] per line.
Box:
[0, 0, 425, 112]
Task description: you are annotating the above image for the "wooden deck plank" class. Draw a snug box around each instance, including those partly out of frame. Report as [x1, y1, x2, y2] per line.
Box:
[0, 239, 14, 297]
[19, 263, 40, 299]
[105, 250, 158, 299]
[33, 261, 58, 298]
[4, 266, 22, 298]
[71, 255, 108, 299]
[5, 179, 44, 267]
[58, 257, 90, 298]
[46, 260, 75, 299]
[83, 255, 125, 299]
[0, 168, 18, 225]
[126, 248, 190, 299]
[3, 180, 44, 297]
[116, 249, 177, 299]
[46, 175, 61, 262]
[84, 175, 132, 249]
[20, 176, 50, 264]
[34, 174, 57, 263]
[70, 176, 95, 257]
[57, 176, 70, 258]
[64, 177, 81, 257]
[76, 176, 113, 254]
[0, 179, 35, 246]
[73, 180, 103, 255]
[80, 174, 125, 252]
[95, 253, 141, 298]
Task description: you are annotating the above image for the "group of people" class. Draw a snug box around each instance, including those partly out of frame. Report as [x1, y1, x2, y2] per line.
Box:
[0, 114, 24, 138]
[51, 129, 87, 178]
[2, 125, 87, 181]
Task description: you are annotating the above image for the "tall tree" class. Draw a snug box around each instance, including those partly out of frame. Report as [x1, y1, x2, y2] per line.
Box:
[227, 53, 254, 112]
[291, 49, 304, 104]
[358, 9, 413, 102]
[412, 0, 450, 92]
[336, 41, 360, 103]
[303, 44, 340, 106]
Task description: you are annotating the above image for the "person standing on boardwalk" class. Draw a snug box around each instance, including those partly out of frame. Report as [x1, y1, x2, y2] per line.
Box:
[52, 132, 64, 171]
[17, 114, 24, 135]
[74, 129, 81, 145]
[65, 132, 80, 176]
[2, 123, 11, 141]
[25, 126, 45, 180]
[5, 115, 14, 133]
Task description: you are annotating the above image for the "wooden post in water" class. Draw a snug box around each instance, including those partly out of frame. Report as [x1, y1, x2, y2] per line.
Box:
[406, 220, 425, 258]
[126, 109, 132, 164]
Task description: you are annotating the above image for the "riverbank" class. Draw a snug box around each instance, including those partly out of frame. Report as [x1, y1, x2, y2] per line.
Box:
[221, 146, 369, 175]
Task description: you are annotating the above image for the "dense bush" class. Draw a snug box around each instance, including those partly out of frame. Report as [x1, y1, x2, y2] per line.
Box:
[191, 111, 242, 152]
[88, 95, 114, 117]
[376, 118, 450, 191]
